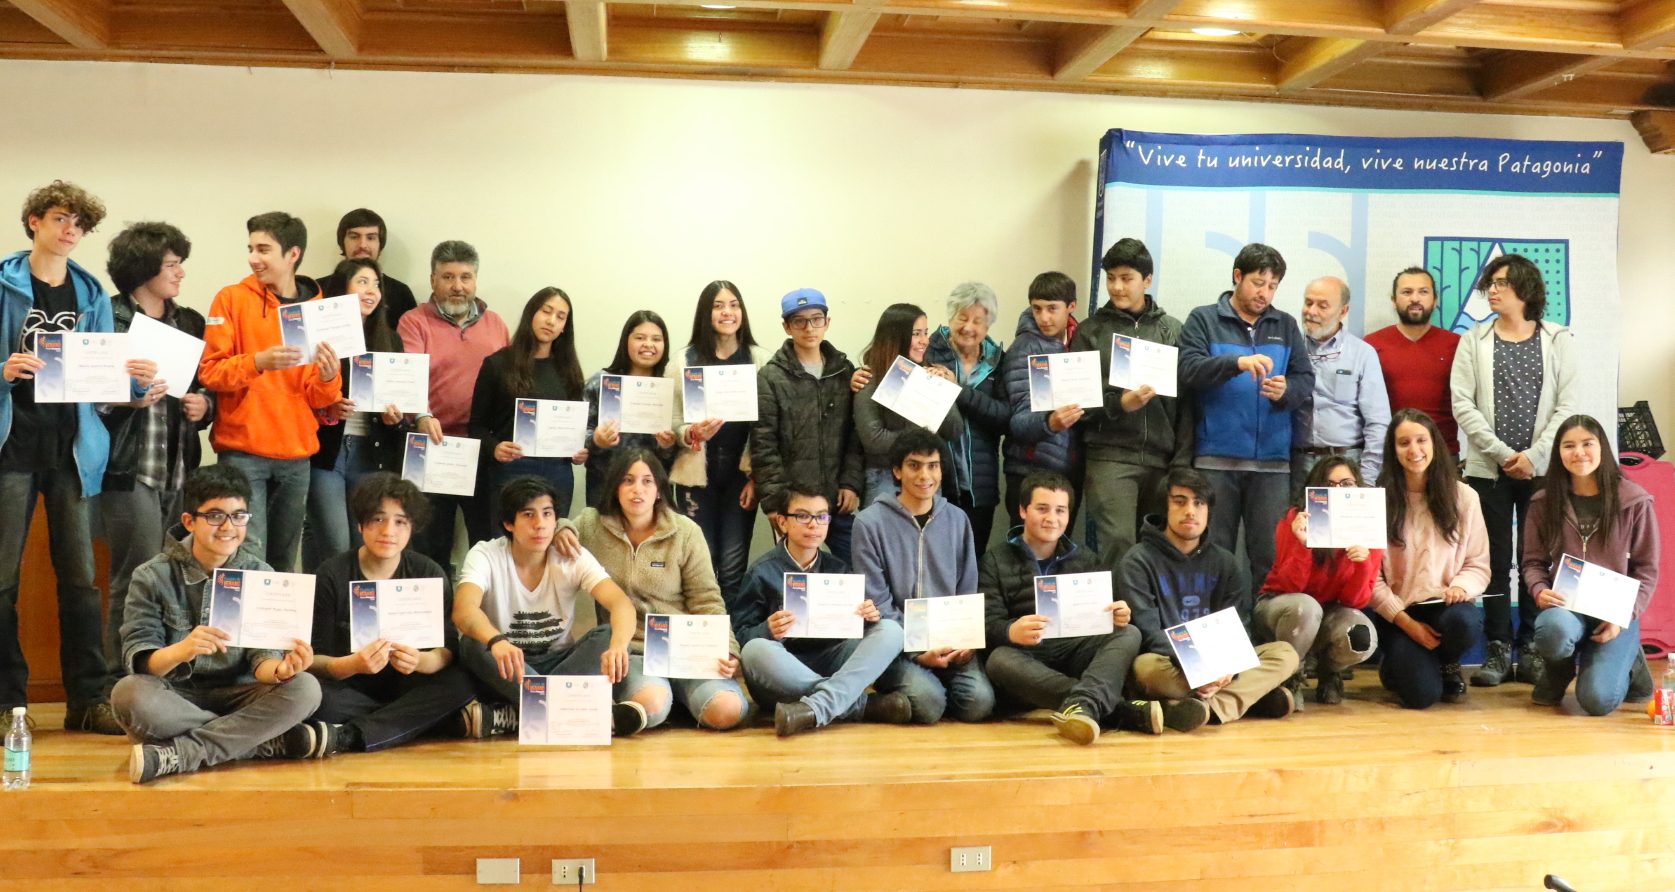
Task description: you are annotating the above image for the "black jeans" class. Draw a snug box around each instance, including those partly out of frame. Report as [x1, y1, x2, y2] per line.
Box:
[313, 663, 477, 751]
[1468, 474, 1540, 647]
[675, 446, 754, 602]
[0, 468, 106, 708]
[950, 494, 999, 560]
[1375, 602, 1482, 709]
[985, 624, 1142, 719]
[414, 491, 493, 580]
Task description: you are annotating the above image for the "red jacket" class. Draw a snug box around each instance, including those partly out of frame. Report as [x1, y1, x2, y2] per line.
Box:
[1259, 507, 1382, 609]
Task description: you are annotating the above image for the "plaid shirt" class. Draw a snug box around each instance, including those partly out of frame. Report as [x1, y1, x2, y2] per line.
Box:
[117, 297, 201, 492]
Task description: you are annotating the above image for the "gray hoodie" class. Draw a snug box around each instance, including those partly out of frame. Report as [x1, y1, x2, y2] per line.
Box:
[851, 492, 979, 621]
[119, 524, 282, 687]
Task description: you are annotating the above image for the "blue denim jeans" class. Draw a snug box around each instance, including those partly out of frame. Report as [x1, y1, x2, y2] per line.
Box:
[875, 652, 995, 723]
[100, 482, 181, 686]
[0, 468, 105, 708]
[217, 451, 311, 572]
[862, 466, 898, 507]
[1533, 611, 1642, 716]
[674, 455, 754, 602]
[617, 655, 751, 730]
[740, 619, 904, 726]
[493, 455, 575, 522]
[302, 435, 378, 573]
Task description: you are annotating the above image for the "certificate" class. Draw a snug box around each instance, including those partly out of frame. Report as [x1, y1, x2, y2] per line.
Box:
[347, 352, 429, 415]
[207, 568, 315, 649]
[1551, 553, 1639, 627]
[901, 594, 986, 652]
[519, 675, 611, 746]
[643, 614, 729, 679]
[1035, 571, 1115, 639]
[871, 355, 961, 432]
[33, 332, 130, 403]
[513, 398, 588, 458]
[598, 374, 674, 435]
[1107, 334, 1178, 398]
[1165, 606, 1261, 690]
[1304, 487, 1388, 549]
[277, 294, 366, 359]
[783, 572, 864, 639]
[681, 366, 758, 423]
[348, 578, 446, 651]
[401, 433, 480, 496]
[1027, 351, 1104, 411]
[128, 313, 205, 398]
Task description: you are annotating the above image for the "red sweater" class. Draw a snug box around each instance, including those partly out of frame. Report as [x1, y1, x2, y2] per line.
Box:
[396, 299, 509, 436]
[1259, 507, 1382, 609]
[1363, 324, 1460, 454]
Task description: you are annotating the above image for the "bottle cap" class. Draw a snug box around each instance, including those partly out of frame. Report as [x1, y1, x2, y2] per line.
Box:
[9, 706, 21, 717]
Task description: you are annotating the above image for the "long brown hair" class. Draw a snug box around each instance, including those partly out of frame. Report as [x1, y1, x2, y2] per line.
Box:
[1536, 415, 1621, 554]
[861, 303, 926, 376]
[1299, 456, 1362, 566]
[332, 258, 401, 353]
[506, 287, 583, 399]
[1378, 409, 1462, 547]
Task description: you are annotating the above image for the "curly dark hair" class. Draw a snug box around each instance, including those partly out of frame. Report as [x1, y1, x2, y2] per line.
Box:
[21, 180, 106, 239]
[107, 222, 192, 295]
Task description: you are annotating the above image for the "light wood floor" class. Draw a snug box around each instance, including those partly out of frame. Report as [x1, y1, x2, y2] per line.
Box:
[5, 676, 1674, 891]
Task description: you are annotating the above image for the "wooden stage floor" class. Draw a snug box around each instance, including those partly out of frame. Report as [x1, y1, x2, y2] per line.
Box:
[6, 675, 1675, 891]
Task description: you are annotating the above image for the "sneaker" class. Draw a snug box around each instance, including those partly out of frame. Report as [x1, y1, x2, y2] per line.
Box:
[1441, 663, 1467, 703]
[66, 701, 125, 736]
[1315, 668, 1345, 706]
[1515, 643, 1545, 685]
[1109, 699, 1164, 735]
[612, 701, 648, 738]
[129, 743, 182, 784]
[1283, 671, 1306, 713]
[459, 700, 519, 738]
[1050, 702, 1100, 745]
[1531, 656, 1575, 707]
[310, 722, 344, 758]
[1247, 686, 1295, 719]
[1160, 698, 1211, 732]
[861, 691, 914, 724]
[1472, 641, 1513, 687]
[250, 723, 318, 760]
[1627, 649, 1654, 703]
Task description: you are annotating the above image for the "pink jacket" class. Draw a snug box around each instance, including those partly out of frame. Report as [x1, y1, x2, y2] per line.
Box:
[1369, 481, 1492, 620]
[396, 299, 509, 437]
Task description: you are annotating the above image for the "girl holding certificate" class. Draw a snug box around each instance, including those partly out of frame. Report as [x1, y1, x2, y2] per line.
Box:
[583, 311, 679, 506]
[1369, 409, 1491, 709]
[851, 303, 962, 506]
[574, 448, 749, 731]
[305, 258, 406, 571]
[1522, 415, 1660, 715]
[1256, 457, 1381, 706]
[670, 281, 764, 603]
[471, 287, 588, 519]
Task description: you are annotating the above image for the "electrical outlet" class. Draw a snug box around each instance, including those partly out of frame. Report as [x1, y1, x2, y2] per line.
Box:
[949, 845, 992, 873]
[551, 858, 597, 885]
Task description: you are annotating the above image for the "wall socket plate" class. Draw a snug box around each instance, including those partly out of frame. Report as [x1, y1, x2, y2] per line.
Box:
[950, 846, 992, 873]
[552, 858, 597, 885]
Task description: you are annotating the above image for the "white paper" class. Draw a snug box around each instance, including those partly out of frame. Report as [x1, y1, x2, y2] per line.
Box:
[901, 594, 986, 652]
[206, 568, 315, 650]
[598, 374, 674, 435]
[519, 675, 611, 746]
[1551, 553, 1639, 627]
[33, 331, 130, 403]
[127, 313, 206, 398]
[782, 572, 864, 639]
[348, 578, 445, 651]
[513, 398, 588, 458]
[401, 433, 480, 496]
[347, 352, 429, 415]
[1027, 351, 1104, 412]
[278, 294, 366, 359]
[681, 366, 758, 423]
[1165, 606, 1261, 690]
[1107, 334, 1178, 398]
[871, 355, 961, 432]
[643, 614, 729, 679]
[1304, 487, 1388, 549]
[1035, 571, 1116, 639]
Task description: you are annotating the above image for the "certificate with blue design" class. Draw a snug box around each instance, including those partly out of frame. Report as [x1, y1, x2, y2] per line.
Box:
[1035, 571, 1114, 639]
[208, 568, 315, 649]
[278, 294, 365, 359]
[520, 675, 611, 746]
[870, 355, 960, 433]
[1165, 606, 1260, 690]
[1027, 351, 1102, 411]
[401, 433, 480, 496]
[681, 366, 758, 423]
[348, 578, 445, 650]
[783, 572, 864, 639]
[901, 594, 985, 652]
[33, 331, 129, 403]
[643, 614, 728, 679]
[1304, 487, 1387, 548]
[347, 352, 429, 414]
[1552, 553, 1638, 627]
[1107, 334, 1177, 397]
[598, 374, 673, 435]
[512, 398, 587, 458]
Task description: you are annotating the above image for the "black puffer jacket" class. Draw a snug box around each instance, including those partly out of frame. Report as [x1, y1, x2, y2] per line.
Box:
[926, 327, 1009, 508]
[979, 527, 1100, 650]
[750, 338, 863, 513]
[101, 294, 211, 492]
[1070, 295, 1194, 470]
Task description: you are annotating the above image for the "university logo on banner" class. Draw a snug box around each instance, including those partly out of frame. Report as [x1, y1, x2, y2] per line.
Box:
[1424, 237, 1572, 333]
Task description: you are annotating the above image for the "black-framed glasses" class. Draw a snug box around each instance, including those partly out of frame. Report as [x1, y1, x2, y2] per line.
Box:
[786, 314, 829, 331]
[785, 511, 832, 526]
[1326, 479, 1359, 488]
[192, 510, 253, 528]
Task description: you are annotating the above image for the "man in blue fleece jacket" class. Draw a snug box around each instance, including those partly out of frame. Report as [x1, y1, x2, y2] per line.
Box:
[853, 428, 994, 723]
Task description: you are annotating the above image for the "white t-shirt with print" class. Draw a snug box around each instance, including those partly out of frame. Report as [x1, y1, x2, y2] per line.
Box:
[459, 538, 611, 656]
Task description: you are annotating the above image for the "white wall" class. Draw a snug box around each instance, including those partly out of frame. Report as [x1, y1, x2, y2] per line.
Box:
[4, 57, 1673, 447]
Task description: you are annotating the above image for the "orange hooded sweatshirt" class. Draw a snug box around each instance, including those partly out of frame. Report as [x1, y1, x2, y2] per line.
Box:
[198, 274, 343, 460]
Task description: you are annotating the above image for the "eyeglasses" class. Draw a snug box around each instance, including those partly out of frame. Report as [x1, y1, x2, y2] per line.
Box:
[192, 510, 253, 528]
[786, 315, 829, 331]
[1326, 479, 1359, 488]
[1486, 278, 1512, 291]
[785, 511, 832, 526]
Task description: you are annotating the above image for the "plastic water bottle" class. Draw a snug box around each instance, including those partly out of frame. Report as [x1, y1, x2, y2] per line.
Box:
[3, 706, 28, 790]
[1658, 656, 1675, 727]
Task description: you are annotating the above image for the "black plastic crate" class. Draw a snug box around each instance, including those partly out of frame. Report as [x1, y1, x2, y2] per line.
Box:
[1619, 400, 1664, 459]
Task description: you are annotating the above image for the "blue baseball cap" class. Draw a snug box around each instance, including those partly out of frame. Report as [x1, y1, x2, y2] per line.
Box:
[780, 288, 829, 318]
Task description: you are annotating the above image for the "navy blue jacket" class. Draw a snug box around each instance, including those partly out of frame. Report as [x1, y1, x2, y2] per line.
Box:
[1001, 309, 1078, 476]
[726, 543, 850, 653]
[1177, 293, 1313, 463]
[926, 327, 1008, 507]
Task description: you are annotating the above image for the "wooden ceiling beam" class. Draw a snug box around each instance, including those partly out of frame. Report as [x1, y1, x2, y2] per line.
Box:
[1632, 110, 1675, 152]
[568, 0, 608, 62]
[1622, 0, 1675, 51]
[1276, 37, 1387, 92]
[8, 0, 109, 49]
[1478, 51, 1617, 101]
[818, 5, 881, 70]
[1053, 0, 1178, 81]
[279, 0, 361, 58]
[1382, 0, 1482, 35]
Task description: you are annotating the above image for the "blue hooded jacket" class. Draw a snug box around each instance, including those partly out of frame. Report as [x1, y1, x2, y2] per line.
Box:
[1177, 293, 1313, 464]
[0, 250, 118, 497]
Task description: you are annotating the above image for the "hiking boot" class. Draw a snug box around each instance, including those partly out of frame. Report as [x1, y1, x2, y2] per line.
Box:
[66, 701, 125, 736]
[1472, 641, 1512, 687]
[774, 701, 818, 738]
[1515, 643, 1545, 685]
[1247, 686, 1295, 719]
[1441, 663, 1468, 703]
[1531, 657, 1575, 707]
[1627, 649, 1654, 703]
[1161, 698, 1211, 732]
[1050, 702, 1100, 745]
[612, 701, 648, 737]
[1315, 668, 1345, 705]
[1109, 699, 1164, 735]
[862, 691, 913, 724]
[129, 744, 182, 784]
